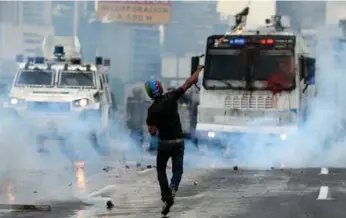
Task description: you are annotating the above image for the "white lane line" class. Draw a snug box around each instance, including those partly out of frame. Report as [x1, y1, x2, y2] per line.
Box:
[320, 168, 329, 175]
[317, 186, 329, 200]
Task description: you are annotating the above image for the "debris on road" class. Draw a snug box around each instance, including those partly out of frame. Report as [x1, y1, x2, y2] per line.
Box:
[106, 200, 114, 209]
[233, 166, 238, 171]
[193, 181, 198, 186]
[102, 166, 112, 172]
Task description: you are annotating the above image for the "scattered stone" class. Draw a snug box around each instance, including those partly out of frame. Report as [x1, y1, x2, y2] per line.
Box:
[233, 166, 238, 171]
[102, 166, 112, 172]
[146, 165, 152, 169]
[106, 200, 114, 209]
[125, 165, 130, 169]
[270, 167, 275, 170]
[33, 191, 37, 194]
[69, 183, 72, 186]
[193, 182, 198, 186]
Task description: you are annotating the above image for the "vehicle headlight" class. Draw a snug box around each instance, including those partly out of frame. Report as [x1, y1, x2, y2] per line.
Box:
[280, 133, 287, 141]
[9, 97, 25, 105]
[208, 131, 216, 138]
[74, 98, 89, 107]
[10, 98, 18, 105]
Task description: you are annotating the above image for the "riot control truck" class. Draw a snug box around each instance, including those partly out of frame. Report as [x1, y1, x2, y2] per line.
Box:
[190, 9, 316, 150]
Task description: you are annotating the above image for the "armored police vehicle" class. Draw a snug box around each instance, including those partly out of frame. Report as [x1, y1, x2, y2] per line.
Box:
[4, 36, 114, 150]
[190, 7, 316, 149]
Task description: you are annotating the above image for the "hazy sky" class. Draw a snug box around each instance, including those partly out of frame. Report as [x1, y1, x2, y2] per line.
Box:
[217, 0, 276, 25]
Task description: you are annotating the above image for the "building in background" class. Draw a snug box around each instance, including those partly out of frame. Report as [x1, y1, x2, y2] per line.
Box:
[162, 1, 222, 80]
[94, 0, 170, 105]
[326, 1, 346, 25]
[0, 1, 54, 78]
[95, 1, 168, 83]
[52, 1, 76, 36]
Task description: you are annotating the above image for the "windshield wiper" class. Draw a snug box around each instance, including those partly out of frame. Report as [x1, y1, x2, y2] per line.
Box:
[214, 80, 234, 88]
[78, 73, 93, 82]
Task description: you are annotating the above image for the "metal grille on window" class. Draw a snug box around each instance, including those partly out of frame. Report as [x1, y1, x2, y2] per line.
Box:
[224, 96, 232, 108]
[224, 94, 274, 109]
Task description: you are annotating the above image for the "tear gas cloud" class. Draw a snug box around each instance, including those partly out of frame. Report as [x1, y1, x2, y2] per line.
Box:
[184, 3, 346, 169]
[0, 3, 345, 203]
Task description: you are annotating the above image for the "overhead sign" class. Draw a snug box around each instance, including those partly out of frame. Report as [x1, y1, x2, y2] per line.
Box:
[97, 1, 171, 25]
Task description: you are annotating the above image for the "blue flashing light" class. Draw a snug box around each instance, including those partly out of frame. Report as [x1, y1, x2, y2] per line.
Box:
[95, 56, 103, 65]
[229, 38, 245, 45]
[27, 57, 34, 63]
[35, 57, 45, 64]
[16, 54, 24, 63]
[47, 63, 52, 70]
[54, 45, 65, 58]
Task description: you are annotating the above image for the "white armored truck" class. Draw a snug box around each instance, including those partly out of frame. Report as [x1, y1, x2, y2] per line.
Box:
[190, 8, 316, 150]
[3, 36, 114, 150]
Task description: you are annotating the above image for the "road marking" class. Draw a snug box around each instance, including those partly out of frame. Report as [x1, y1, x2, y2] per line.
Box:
[320, 168, 329, 175]
[317, 186, 329, 200]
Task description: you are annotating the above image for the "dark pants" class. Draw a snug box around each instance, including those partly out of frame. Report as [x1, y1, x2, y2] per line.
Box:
[156, 141, 184, 201]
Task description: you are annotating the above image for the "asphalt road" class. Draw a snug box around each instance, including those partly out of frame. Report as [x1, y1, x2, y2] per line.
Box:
[0, 162, 345, 218]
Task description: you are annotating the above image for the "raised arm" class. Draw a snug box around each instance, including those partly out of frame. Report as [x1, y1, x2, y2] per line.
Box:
[169, 65, 204, 100]
[181, 65, 204, 91]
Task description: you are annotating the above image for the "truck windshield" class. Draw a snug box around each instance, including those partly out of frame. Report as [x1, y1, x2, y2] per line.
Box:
[203, 49, 246, 89]
[15, 69, 54, 87]
[252, 50, 295, 91]
[58, 71, 95, 88]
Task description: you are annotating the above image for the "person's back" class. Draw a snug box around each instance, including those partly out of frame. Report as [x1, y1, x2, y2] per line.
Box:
[148, 89, 184, 141]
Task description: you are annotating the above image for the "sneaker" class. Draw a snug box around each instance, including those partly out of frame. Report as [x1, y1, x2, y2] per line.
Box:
[161, 198, 173, 216]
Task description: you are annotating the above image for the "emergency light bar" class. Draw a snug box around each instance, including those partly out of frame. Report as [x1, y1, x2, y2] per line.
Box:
[47, 63, 52, 70]
[229, 38, 245, 45]
[34, 57, 45, 64]
[104, 59, 111, 67]
[228, 37, 274, 45]
[54, 45, 65, 59]
[95, 57, 103, 65]
[260, 39, 274, 44]
[210, 34, 295, 49]
[16, 54, 24, 63]
[27, 57, 34, 63]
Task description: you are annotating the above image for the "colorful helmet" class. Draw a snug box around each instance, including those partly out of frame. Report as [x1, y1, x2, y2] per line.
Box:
[144, 79, 163, 99]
